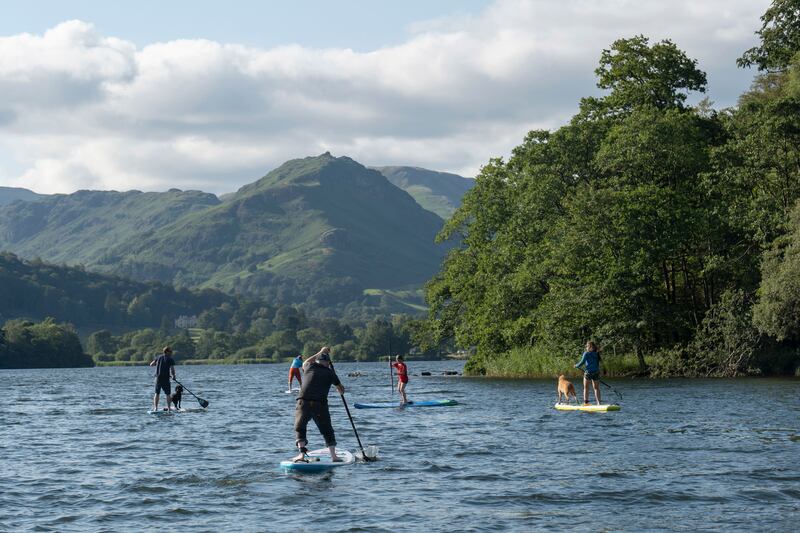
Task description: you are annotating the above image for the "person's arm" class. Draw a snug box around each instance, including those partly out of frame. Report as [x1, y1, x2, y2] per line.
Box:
[336, 383, 345, 394]
[575, 352, 587, 369]
[171, 362, 177, 380]
[303, 347, 329, 370]
[149, 357, 157, 367]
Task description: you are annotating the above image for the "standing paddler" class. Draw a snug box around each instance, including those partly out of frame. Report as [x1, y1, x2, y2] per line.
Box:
[149, 346, 176, 411]
[288, 354, 303, 391]
[292, 346, 345, 463]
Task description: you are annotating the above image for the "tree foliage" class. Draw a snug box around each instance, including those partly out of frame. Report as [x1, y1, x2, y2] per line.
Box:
[427, 27, 800, 376]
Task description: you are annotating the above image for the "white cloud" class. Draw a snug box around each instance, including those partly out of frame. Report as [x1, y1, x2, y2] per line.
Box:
[0, 1, 770, 194]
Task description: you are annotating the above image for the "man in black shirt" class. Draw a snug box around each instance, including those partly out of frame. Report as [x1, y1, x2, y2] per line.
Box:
[149, 346, 176, 411]
[292, 346, 345, 462]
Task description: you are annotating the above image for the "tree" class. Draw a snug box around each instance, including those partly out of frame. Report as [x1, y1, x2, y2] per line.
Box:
[593, 35, 707, 112]
[738, 0, 800, 71]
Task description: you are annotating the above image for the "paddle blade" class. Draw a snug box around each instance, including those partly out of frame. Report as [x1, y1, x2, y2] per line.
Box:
[199, 398, 209, 409]
[356, 445, 379, 462]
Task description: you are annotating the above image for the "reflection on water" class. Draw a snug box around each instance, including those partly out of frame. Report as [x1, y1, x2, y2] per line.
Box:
[0, 363, 798, 532]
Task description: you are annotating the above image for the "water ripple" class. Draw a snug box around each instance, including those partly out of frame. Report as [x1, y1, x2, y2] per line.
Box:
[0, 365, 797, 532]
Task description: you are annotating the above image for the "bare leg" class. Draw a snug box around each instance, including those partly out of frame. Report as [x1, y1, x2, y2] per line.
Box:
[328, 445, 340, 461]
[153, 393, 160, 411]
[582, 376, 589, 404]
[166, 393, 172, 411]
[398, 381, 408, 404]
[593, 381, 602, 405]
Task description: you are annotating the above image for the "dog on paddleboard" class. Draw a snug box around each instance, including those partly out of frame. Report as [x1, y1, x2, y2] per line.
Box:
[557, 375, 577, 404]
[170, 384, 183, 410]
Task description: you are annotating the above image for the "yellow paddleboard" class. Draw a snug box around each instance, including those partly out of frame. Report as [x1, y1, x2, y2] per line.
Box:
[554, 403, 620, 412]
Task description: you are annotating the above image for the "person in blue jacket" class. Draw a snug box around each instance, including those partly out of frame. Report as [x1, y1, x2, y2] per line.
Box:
[288, 354, 303, 391]
[575, 341, 602, 405]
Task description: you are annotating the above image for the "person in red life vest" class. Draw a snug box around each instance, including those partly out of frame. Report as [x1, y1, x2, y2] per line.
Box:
[392, 355, 409, 404]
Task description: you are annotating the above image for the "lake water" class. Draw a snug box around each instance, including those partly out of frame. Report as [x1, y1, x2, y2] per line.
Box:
[0, 362, 797, 532]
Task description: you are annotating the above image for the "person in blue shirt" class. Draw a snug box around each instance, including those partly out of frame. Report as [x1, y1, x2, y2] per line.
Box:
[575, 341, 602, 405]
[288, 354, 303, 391]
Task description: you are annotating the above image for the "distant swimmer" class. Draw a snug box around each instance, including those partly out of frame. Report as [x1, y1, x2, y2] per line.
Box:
[149, 346, 176, 411]
[292, 347, 345, 463]
[288, 354, 303, 391]
[575, 341, 602, 405]
[392, 355, 409, 404]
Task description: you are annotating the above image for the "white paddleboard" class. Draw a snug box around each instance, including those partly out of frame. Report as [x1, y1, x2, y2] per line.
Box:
[280, 448, 354, 472]
[285, 388, 300, 394]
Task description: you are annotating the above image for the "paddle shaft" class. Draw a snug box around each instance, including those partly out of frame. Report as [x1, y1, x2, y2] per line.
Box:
[173, 379, 209, 407]
[598, 379, 622, 399]
[389, 356, 394, 396]
[330, 361, 372, 461]
[339, 392, 370, 460]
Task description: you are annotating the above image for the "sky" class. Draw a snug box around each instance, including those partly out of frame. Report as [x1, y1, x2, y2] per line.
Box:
[0, 0, 771, 195]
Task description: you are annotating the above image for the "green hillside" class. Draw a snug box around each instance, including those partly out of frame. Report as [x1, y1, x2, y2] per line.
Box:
[101, 154, 449, 303]
[373, 166, 473, 219]
[0, 188, 220, 266]
[0, 186, 46, 206]
[0, 251, 235, 329]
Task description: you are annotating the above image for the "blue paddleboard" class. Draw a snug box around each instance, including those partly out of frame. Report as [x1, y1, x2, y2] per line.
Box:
[280, 448, 354, 472]
[353, 399, 458, 409]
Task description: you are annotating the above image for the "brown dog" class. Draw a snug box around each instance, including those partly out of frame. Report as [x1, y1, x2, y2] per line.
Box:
[557, 375, 577, 404]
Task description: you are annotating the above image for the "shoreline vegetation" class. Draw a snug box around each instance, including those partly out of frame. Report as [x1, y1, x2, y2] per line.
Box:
[423, 7, 800, 381]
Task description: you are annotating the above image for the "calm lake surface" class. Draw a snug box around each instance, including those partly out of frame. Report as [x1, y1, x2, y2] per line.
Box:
[0, 362, 797, 532]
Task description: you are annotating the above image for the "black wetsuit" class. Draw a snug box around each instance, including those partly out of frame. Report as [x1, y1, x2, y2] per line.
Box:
[294, 362, 341, 448]
[154, 354, 175, 395]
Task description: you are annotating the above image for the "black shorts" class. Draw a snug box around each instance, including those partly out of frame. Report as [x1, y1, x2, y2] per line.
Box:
[584, 371, 600, 381]
[155, 378, 171, 395]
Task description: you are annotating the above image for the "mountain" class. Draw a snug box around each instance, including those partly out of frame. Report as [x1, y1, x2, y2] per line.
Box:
[0, 189, 220, 265]
[373, 166, 473, 219]
[100, 154, 449, 302]
[0, 186, 46, 206]
[0, 154, 450, 310]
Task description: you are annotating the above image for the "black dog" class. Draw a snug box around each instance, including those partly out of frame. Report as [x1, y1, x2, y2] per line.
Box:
[170, 385, 183, 410]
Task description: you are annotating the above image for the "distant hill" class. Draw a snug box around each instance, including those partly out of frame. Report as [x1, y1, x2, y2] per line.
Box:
[0, 186, 46, 206]
[0, 154, 450, 310]
[373, 166, 473, 219]
[0, 189, 220, 265]
[0, 251, 235, 329]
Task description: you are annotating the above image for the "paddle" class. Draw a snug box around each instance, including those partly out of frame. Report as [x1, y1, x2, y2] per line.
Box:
[388, 355, 394, 397]
[330, 361, 377, 461]
[173, 379, 209, 408]
[339, 391, 377, 462]
[599, 379, 623, 401]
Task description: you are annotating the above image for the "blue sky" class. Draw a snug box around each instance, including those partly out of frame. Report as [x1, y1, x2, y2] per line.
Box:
[0, 0, 489, 50]
[0, 0, 770, 194]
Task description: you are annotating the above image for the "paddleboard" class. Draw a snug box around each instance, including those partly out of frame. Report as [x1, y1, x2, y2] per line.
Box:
[554, 403, 620, 412]
[285, 388, 300, 394]
[147, 407, 204, 414]
[353, 399, 458, 409]
[280, 448, 354, 472]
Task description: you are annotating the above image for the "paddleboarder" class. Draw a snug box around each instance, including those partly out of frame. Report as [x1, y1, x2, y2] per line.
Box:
[288, 354, 303, 391]
[292, 346, 345, 463]
[391, 355, 409, 404]
[149, 346, 176, 411]
[575, 341, 602, 405]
